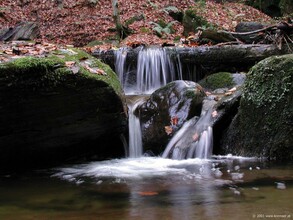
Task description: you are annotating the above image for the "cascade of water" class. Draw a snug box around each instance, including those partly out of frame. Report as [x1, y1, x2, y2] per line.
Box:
[136, 47, 182, 94]
[162, 105, 214, 160]
[114, 47, 128, 86]
[127, 96, 146, 158]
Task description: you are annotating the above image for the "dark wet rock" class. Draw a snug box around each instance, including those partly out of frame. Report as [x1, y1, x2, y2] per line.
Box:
[235, 22, 264, 33]
[220, 54, 293, 160]
[136, 80, 206, 154]
[0, 49, 127, 171]
[0, 22, 40, 41]
[212, 88, 243, 154]
[235, 22, 265, 43]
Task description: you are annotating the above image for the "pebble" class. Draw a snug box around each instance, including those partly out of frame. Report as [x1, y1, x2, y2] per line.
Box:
[276, 182, 286, 190]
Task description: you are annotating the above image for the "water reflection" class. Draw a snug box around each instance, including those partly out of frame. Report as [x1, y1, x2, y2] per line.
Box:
[0, 156, 292, 219]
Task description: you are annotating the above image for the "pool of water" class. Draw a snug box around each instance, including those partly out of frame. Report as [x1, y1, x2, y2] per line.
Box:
[0, 156, 292, 219]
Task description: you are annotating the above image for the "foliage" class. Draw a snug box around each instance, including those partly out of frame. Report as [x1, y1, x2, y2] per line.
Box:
[150, 20, 177, 38]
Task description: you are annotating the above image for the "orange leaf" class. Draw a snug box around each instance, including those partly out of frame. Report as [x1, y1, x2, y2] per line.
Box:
[137, 191, 158, 196]
[171, 116, 178, 126]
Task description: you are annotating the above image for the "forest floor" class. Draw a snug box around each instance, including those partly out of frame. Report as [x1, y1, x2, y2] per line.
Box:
[0, 0, 274, 49]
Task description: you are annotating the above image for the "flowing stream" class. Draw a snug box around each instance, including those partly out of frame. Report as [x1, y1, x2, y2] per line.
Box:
[1, 47, 292, 219]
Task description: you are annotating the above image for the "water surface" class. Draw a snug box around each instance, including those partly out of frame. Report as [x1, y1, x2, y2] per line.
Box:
[0, 156, 292, 219]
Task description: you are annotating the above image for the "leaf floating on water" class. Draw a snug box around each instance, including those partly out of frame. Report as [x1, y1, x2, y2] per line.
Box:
[137, 191, 158, 196]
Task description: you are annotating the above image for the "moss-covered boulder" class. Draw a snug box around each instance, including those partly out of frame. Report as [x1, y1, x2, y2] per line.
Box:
[198, 72, 234, 91]
[136, 80, 206, 154]
[0, 49, 127, 171]
[221, 54, 293, 160]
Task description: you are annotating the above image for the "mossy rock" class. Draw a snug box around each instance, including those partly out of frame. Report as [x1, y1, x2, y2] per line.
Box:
[0, 49, 127, 171]
[198, 72, 234, 91]
[221, 54, 293, 160]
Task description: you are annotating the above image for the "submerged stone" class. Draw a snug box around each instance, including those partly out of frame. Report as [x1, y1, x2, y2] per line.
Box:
[0, 49, 127, 171]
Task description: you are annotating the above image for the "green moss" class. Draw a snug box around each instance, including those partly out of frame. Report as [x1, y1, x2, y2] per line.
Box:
[0, 48, 123, 96]
[242, 55, 293, 110]
[0, 56, 65, 90]
[125, 14, 145, 27]
[86, 40, 104, 47]
[236, 54, 293, 160]
[140, 27, 151, 33]
[199, 72, 233, 90]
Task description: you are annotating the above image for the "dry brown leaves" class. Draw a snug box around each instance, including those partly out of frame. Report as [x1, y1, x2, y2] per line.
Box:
[0, 0, 274, 48]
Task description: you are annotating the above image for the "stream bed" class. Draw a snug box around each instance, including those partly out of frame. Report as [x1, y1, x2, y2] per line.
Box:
[0, 156, 292, 219]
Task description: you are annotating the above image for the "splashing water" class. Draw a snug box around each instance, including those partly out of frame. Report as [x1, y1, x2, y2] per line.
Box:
[162, 104, 214, 160]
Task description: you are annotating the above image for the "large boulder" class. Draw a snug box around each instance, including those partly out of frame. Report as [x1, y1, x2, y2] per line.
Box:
[136, 80, 206, 154]
[0, 49, 127, 171]
[0, 22, 40, 41]
[221, 54, 293, 160]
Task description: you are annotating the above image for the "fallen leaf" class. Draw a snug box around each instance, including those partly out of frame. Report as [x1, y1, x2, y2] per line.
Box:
[137, 191, 158, 196]
[65, 61, 76, 67]
[171, 116, 178, 126]
[228, 87, 236, 92]
[165, 126, 173, 135]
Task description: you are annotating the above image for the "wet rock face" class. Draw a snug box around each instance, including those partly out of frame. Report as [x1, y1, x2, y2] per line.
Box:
[136, 80, 206, 154]
[221, 54, 293, 160]
[0, 54, 127, 171]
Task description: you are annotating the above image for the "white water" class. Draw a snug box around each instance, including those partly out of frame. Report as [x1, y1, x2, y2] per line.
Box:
[162, 105, 214, 160]
[136, 47, 182, 94]
[114, 47, 128, 84]
[53, 155, 258, 184]
[127, 96, 146, 158]
[114, 47, 183, 95]
[114, 47, 215, 160]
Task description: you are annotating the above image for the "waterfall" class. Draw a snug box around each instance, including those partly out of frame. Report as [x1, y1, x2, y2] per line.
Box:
[114, 47, 183, 95]
[114, 46, 211, 159]
[137, 47, 182, 94]
[127, 96, 146, 158]
[114, 47, 128, 86]
[162, 103, 215, 160]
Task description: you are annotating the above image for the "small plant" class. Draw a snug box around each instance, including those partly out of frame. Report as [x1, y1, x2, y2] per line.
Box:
[150, 20, 177, 37]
